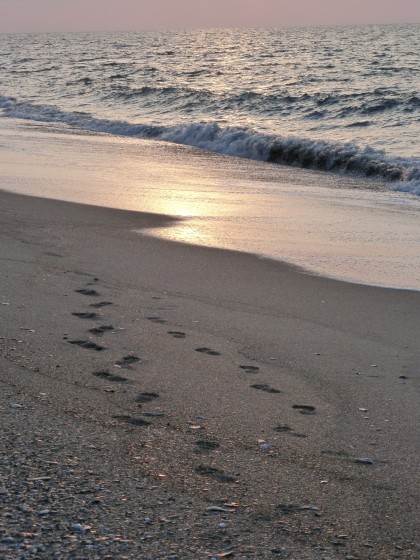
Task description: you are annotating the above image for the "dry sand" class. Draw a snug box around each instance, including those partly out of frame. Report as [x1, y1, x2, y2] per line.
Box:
[0, 190, 419, 559]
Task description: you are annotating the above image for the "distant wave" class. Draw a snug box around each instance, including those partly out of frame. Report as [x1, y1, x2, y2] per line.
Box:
[1, 94, 419, 195]
[101, 85, 420, 120]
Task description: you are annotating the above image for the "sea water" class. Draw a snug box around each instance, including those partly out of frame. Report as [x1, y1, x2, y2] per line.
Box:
[0, 26, 419, 288]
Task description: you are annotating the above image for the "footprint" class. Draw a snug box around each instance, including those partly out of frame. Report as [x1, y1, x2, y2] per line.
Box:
[68, 340, 106, 351]
[147, 316, 167, 324]
[195, 440, 220, 452]
[168, 331, 186, 339]
[195, 465, 235, 483]
[115, 355, 140, 369]
[321, 450, 350, 458]
[113, 415, 150, 427]
[251, 383, 281, 394]
[72, 312, 99, 319]
[274, 425, 293, 433]
[89, 301, 113, 308]
[274, 425, 307, 438]
[195, 347, 221, 356]
[293, 405, 316, 415]
[89, 325, 115, 335]
[136, 392, 159, 404]
[240, 365, 260, 373]
[277, 503, 319, 515]
[93, 370, 128, 382]
[75, 288, 100, 296]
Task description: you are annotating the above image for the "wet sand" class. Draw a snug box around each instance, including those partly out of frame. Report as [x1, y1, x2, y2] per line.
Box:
[0, 190, 419, 559]
[2, 118, 419, 291]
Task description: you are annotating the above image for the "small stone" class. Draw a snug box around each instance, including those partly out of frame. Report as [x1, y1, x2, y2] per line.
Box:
[71, 523, 90, 533]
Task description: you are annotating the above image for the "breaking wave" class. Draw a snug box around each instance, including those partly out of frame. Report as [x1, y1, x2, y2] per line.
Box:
[1, 94, 419, 195]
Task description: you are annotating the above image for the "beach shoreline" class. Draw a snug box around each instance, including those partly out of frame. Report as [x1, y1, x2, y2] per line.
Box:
[1, 189, 419, 559]
[2, 118, 419, 292]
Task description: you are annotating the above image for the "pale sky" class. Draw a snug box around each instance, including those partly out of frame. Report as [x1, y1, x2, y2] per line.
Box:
[0, 0, 419, 33]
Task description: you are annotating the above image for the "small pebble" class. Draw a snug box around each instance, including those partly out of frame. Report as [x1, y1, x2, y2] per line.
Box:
[71, 523, 89, 532]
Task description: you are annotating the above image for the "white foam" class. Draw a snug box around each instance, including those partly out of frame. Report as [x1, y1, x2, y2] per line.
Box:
[1, 94, 419, 195]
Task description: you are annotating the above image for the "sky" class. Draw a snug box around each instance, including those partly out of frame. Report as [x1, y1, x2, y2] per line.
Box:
[1, 0, 419, 33]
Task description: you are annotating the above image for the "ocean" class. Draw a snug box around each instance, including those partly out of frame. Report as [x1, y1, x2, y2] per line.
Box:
[0, 25, 419, 288]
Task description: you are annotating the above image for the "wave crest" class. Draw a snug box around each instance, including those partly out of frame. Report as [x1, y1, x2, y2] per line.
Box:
[0, 95, 419, 195]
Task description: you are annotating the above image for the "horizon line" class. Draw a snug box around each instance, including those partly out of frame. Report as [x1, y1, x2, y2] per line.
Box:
[1, 20, 419, 35]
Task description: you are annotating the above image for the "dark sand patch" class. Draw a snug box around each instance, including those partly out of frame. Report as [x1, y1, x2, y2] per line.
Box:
[195, 440, 220, 451]
[240, 365, 260, 373]
[68, 340, 106, 351]
[293, 404, 316, 415]
[195, 347, 221, 356]
[75, 288, 100, 296]
[89, 301, 113, 308]
[115, 355, 140, 368]
[72, 312, 100, 320]
[251, 383, 281, 394]
[147, 316, 167, 324]
[113, 415, 150, 427]
[274, 425, 307, 438]
[42, 251, 63, 258]
[168, 331, 186, 339]
[89, 325, 115, 335]
[93, 370, 128, 383]
[195, 465, 236, 483]
[136, 392, 159, 404]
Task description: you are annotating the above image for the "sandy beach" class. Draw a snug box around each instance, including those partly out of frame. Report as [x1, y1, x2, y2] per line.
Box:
[0, 189, 419, 559]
